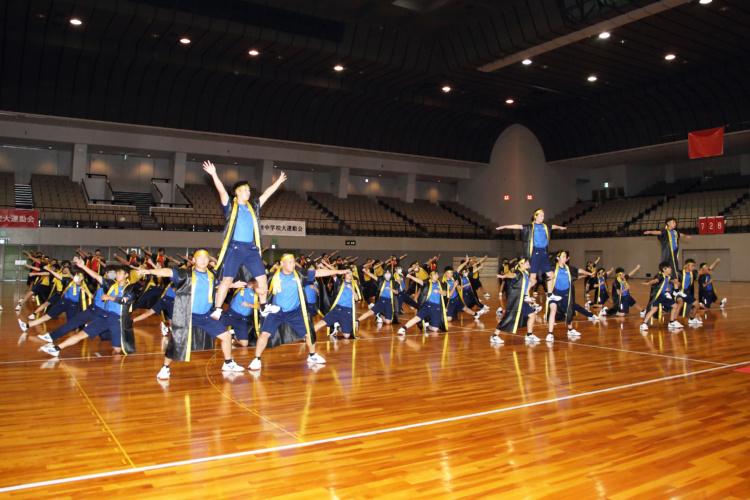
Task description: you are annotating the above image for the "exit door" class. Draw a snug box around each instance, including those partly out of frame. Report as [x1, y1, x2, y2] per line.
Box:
[1, 245, 37, 281]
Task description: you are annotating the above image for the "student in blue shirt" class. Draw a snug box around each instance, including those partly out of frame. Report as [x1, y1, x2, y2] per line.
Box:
[249, 254, 349, 371]
[19, 263, 83, 332]
[220, 281, 260, 347]
[644, 218, 691, 274]
[358, 263, 398, 325]
[397, 269, 449, 335]
[491, 258, 540, 345]
[314, 270, 360, 339]
[203, 160, 287, 321]
[545, 251, 598, 342]
[698, 259, 725, 309]
[640, 262, 682, 331]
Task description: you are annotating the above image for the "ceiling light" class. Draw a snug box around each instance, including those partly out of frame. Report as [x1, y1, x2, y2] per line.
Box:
[69, 18, 82, 26]
[522, 59, 532, 65]
[365, 178, 369, 183]
[587, 75, 597, 82]
[506, 99, 514, 104]
[665, 54, 676, 60]
[598, 32, 610, 39]
[334, 65, 344, 71]
[442, 86, 451, 93]
[699, 0, 711, 4]
[147, 154, 151, 157]
[180, 38, 191, 44]
[248, 50, 259, 56]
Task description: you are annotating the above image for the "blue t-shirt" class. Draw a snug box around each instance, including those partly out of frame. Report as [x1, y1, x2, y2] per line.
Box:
[555, 267, 570, 291]
[446, 278, 458, 299]
[304, 282, 318, 304]
[598, 277, 606, 291]
[165, 284, 175, 298]
[533, 224, 548, 248]
[427, 282, 442, 304]
[192, 270, 213, 315]
[379, 280, 392, 299]
[682, 272, 692, 292]
[619, 277, 630, 296]
[275, 270, 316, 312]
[338, 282, 354, 307]
[63, 281, 81, 302]
[104, 283, 129, 316]
[668, 229, 678, 250]
[461, 276, 471, 290]
[223, 202, 255, 243]
[93, 287, 105, 309]
[230, 288, 255, 316]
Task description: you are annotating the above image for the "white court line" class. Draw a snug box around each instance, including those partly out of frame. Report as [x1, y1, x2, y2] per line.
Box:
[1, 360, 748, 494]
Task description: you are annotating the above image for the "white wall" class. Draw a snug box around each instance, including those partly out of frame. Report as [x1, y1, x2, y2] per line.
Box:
[0, 147, 68, 183]
[457, 124, 579, 226]
[88, 153, 171, 192]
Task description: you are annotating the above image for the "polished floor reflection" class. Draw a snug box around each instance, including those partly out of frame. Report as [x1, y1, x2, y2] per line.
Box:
[1, 281, 749, 498]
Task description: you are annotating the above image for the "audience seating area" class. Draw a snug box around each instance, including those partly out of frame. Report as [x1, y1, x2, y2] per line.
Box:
[379, 198, 485, 238]
[440, 201, 497, 230]
[565, 196, 662, 236]
[632, 189, 747, 232]
[308, 193, 416, 236]
[549, 201, 595, 226]
[0, 172, 15, 208]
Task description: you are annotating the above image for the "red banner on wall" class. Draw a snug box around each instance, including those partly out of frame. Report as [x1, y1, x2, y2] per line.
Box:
[707, 216, 716, 234]
[0, 209, 38, 228]
[716, 216, 725, 234]
[698, 217, 707, 234]
[688, 126, 724, 159]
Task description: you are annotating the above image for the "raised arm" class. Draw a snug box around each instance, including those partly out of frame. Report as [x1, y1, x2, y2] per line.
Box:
[643, 230, 661, 236]
[43, 265, 65, 281]
[113, 253, 130, 266]
[709, 258, 720, 271]
[313, 268, 349, 278]
[628, 264, 641, 277]
[551, 225, 567, 230]
[406, 274, 424, 286]
[362, 268, 378, 281]
[593, 257, 600, 265]
[137, 267, 174, 279]
[605, 267, 614, 276]
[203, 161, 230, 206]
[74, 257, 103, 285]
[258, 171, 287, 207]
[496, 224, 523, 231]
[140, 246, 153, 258]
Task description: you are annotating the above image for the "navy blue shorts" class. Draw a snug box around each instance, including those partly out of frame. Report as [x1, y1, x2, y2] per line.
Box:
[46, 292, 62, 307]
[550, 288, 570, 315]
[47, 297, 79, 320]
[461, 289, 481, 309]
[191, 312, 230, 338]
[261, 307, 310, 339]
[446, 297, 463, 319]
[652, 296, 676, 310]
[529, 248, 553, 275]
[223, 242, 266, 280]
[619, 294, 636, 313]
[371, 297, 393, 318]
[32, 284, 50, 297]
[322, 305, 355, 334]
[307, 302, 318, 319]
[416, 302, 442, 325]
[151, 296, 174, 318]
[220, 308, 249, 340]
[678, 293, 696, 307]
[83, 313, 123, 348]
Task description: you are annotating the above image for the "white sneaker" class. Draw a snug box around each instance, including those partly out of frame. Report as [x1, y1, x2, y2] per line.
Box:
[567, 329, 581, 337]
[424, 321, 430, 329]
[688, 318, 702, 326]
[640, 310, 646, 318]
[533, 305, 543, 314]
[307, 353, 326, 364]
[664, 292, 672, 300]
[40, 344, 60, 357]
[28, 314, 35, 320]
[639, 323, 648, 331]
[18, 319, 28, 332]
[545, 333, 555, 342]
[330, 322, 340, 336]
[498, 293, 503, 300]
[160, 322, 170, 336]
[157, 366, 170, 380]
[523, 295, 534, 303]
[533, 292, 538, 296]
[260, 304, 280, 317]
[588, 315, 599, 322]
[15, 303, 21, 311]
[38, 333, 52, 343]
[481, 305, 489, 312]
[496, 307, 504, 315]
[584, 301, 591, 310]
[668, 321, 683, 329]
[693, 317, 703, 324]
[484, 293, 490, 298]
[599, 307, 608, 317]
[548, 294, 562, 302]
[526, 334, 540, 343]
[397, 327, 406, 335]
[720, 298, 727, 307]
[210, 308, 222, 320]
[490, 335, 505, 344]
[222, 360, 245, 372]
[474, 312, 481, 320]
[368, 303, 374, 310]
[376, 313, 383, 324]
[249, 358, 262, 371]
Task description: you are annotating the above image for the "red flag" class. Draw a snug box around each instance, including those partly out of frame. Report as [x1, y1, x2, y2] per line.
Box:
[689, 126, 724, 159]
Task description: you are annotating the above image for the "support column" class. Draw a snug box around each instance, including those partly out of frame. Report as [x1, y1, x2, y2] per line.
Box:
[172, 152, 186, 198]
[261, 160, 275, 190]
[331, 167, 349, 198]
[401, 173, 416, 203]
[71, 144, 87, 184]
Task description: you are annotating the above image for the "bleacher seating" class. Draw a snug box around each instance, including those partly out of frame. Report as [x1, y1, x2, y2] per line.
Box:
[440, 201, 497, 229]
[634, 189, 747, 232]
[309, 193, 417, 236]
[566, 196, 662, 236]
[380, 198, 482, 238]
[549, 201, 596, 226]
[0, 172, 15, 207]
[691, 174, 750, 192]
[636, 177, 699, 197]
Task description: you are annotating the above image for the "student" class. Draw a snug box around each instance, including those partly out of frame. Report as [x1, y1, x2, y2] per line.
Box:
[644, 218, 691, 273]
[490, 258, 539, 345]
[591, 267, 614, 315]
[442, 266, 472, 322]
[496, 209, 567, 302]
[675, 259, 703, 326]
[457, 262, 490, 318]
[607, 265, 642, 317]
[205, 160, 287, 320]
[468, 255, 490, 298]
[220, 281, 260, 347]
[397, 269, 449, 336]
[639, 262, 682, 331]
[358, 263, 398, 325]
[545, 251, 597, 341]
[40, 263, 136, 357]
[19, 264, 85, 333]
[314, 270, 360, 339]
[394, 263, 419, 314]
[584, 257, 601, 303]
[249, 254, 349, 371]
[698, 259, 725, 309]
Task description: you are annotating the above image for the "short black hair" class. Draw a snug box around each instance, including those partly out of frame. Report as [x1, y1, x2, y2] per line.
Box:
[659, 261, 671, 271]
[665, 217, 676, 224]
[232, 180, 250, 192]
[615, 267, 625, 274]
[685, 258, 695, 265]
[444, 266, 454, 272]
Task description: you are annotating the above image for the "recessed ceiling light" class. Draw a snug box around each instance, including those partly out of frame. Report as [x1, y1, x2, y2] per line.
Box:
[180, 38, 191, 44]
[522, 59, 532, 65]
[506, 99, 514, 104]
[248, 49, 259, 56]
[587, 75, 597, 82]
[442, 86, 451, 93]
[665, 54, 676, 60]
[699, 0, 711, 4]
[365, 178, 369, 183]
[99, 151, 103, 153]
[598, 32, 610, 39]
[334, 65, 344, 71]
[69, 18, 82, 26]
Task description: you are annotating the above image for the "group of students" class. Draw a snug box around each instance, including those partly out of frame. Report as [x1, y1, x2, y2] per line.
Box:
[18, 162, 729, 381]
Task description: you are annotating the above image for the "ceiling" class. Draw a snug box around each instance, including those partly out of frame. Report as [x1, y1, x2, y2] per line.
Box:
[0, 0, 747, 163]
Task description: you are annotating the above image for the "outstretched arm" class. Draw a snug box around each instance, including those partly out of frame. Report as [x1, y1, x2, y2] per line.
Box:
[140, 247, 153, 258]
[551, 225, 567, 230]
[644, 230, 661, 236]
[496, 224, 523, 230]
[605, 267, 614, 276]
[113, 254, 130, 266]
[259, 171, 287, 207]
[74, 257, 103, 285]
[406, 275, 424, 286]
[43, 266, 64, 281]
[680, 233, 691, 240]
[709, 258, 720, 271]
[137, 267, 174, 279]
[593, 257, 600, 265]
[203, 161, 230, 206]
[628, 264, 641, 277]
[313, 268, 349, 278]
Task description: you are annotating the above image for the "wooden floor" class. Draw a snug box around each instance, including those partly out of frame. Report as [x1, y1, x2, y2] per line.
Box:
[1, 280, 750, 499]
